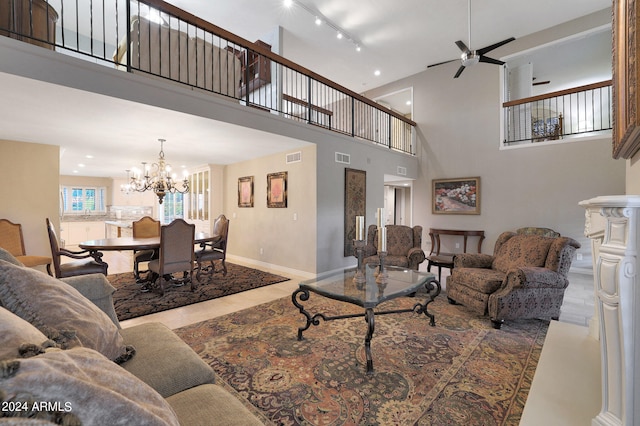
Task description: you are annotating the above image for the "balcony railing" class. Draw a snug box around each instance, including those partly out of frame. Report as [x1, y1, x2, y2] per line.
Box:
[502, 80, 612, 145]
[0, 0, 416, 155]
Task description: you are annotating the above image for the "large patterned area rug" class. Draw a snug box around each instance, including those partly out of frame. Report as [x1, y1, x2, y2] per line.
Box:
[174, 292, 549, 426]
[108, 263, 289, 321]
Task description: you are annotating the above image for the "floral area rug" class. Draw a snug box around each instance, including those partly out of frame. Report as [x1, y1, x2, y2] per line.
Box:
[108, 263, 289, 321]
[174, 291, 548, 425]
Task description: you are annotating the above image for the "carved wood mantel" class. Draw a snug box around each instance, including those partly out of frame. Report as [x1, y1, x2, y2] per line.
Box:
[580, 195, 640, 426]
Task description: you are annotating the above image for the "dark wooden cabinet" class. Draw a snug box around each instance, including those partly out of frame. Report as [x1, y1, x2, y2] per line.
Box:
[0, 0, 58, 50]
[232, 40, 271, 97]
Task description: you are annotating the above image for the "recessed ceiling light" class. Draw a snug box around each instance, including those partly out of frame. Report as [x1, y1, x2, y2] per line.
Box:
[406, 101, 412, 106]
[374, 70, 381, 76]
[336, 32, 343, 40]
[283, 0, 293, 8]
[78, 163, 86, 167]
[85, 154, 94, 159]
[315, 17, 322, 25]
[72, 170, 79, 174]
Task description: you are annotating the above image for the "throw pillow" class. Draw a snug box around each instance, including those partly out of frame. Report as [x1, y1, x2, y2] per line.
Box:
[0, 347, 179, 426]
[0, 260, 134, 363]
[0, 246, 24, 267]
[0, 307, 52, 361]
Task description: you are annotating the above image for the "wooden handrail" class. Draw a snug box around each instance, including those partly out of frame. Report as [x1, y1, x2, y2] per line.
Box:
[503, 80, 612, 108]
[142, 0, 416, 126]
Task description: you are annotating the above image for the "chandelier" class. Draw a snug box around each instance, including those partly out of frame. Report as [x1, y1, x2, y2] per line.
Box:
[130, 139, 189, 204]
[120, 170, 133, 195]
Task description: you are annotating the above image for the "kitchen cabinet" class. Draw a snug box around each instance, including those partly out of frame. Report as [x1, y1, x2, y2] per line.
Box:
[60, 221, 105, 246]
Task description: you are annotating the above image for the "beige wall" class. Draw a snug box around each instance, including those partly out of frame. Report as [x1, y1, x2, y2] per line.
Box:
[224, 145, 317, 275]
[364, 8, 625, 267]
[0, 140, 60, 259]
[627, 153, 640, 194]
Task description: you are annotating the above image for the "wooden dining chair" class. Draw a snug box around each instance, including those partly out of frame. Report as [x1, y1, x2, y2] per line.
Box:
[45, 218, 108, 278]
[195, 214, 229, 282]
[148, 219, 195, 296]
[132, 216, 161, 282]
[0, 219, 52, 273]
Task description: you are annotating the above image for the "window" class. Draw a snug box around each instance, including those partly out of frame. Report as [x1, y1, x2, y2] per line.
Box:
[62, 186, 106, 214]
[162, 192, 184, 223]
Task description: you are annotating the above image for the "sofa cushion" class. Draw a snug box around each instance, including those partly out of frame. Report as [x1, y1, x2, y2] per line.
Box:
[492, 235, 554, 273]
[0, 307, 51, 361]
[166, 384, 265, 426]
[0, 347, 179, 425]
[450, 268, 505, 294]
[119, 322, 216, 398]
[0, 260, 133, 363]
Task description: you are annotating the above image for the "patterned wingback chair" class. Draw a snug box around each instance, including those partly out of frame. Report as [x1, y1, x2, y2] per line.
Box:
[446, 231, 580, 329]
[362, 224, 425, 270]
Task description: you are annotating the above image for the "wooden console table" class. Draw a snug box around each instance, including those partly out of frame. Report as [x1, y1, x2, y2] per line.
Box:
[426, 228, 485, 281]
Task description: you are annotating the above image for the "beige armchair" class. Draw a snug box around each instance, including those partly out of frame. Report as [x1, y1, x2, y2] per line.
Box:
[0, 219, 51, 273]
[363, 224, 425, 270]
[446, 231, 580, 329]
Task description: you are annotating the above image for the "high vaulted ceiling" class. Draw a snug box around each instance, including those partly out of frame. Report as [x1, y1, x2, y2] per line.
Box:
[0, 0, 611, 178]
[169, 0, 610, 92]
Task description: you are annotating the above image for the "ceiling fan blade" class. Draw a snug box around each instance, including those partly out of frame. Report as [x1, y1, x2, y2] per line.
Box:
[477, 37, 515, 56]
[454, 65, 466, 78]
[455, 40, 471, 54]
[427, 59, 458, 68]
[479, 55, 505, 66]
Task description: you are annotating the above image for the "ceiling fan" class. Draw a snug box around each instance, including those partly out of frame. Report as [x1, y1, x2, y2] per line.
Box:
[427, 0, 515, 78]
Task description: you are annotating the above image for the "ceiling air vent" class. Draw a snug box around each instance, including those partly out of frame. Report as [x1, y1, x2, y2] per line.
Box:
[397, 166, 407, 176]
[335, 152, 351, 164]
[286, 151, 302, 164]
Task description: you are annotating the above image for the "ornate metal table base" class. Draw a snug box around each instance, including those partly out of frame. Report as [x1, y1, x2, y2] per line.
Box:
[292, 278, 441, 374]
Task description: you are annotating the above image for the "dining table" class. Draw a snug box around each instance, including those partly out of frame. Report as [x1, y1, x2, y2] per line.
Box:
[78, 232, 221, 267]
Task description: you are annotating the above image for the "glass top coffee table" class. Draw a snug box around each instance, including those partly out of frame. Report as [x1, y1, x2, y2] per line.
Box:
[292, 264, 440, 374]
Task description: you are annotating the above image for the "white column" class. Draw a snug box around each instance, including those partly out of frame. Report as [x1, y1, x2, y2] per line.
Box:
[580, 195, 640, 426]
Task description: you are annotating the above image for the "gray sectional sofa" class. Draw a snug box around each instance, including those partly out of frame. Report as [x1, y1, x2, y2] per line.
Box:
[0, 248, 264, 425]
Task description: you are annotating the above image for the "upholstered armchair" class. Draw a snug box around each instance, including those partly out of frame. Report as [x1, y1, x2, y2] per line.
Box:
[446, 231, 580, 329]
[363, 224, 425, 270]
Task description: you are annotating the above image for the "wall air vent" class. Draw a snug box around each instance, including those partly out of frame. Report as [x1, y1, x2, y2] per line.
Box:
[397, 166, 407, 176]
[335, 152, 351, 164]
[286, 151, 302, 164]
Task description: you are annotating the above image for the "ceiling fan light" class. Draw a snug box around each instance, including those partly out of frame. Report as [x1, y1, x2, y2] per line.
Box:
[461, 52, 480, 67]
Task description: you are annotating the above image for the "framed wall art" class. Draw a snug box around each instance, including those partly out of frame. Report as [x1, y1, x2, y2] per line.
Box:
[238, 176, 254, 207]
[267, 171, 287, 208]
[613, 0, 640, 159]
[344, 168, 366, 256]
[432, 177, 480, 215]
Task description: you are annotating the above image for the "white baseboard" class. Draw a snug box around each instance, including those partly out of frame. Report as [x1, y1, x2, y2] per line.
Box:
[227, 254, 317, 280]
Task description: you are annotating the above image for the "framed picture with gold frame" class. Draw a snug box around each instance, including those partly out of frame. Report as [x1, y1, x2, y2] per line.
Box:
[238, 176, 254, 208]
[432, 177, 480, 215]
[267, 171, 287, 208]
[613, 0, 640, 159]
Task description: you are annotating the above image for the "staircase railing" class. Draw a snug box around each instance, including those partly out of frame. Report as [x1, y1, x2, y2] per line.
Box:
[502, 80, 612, 145]
[0, 0, 416, 155]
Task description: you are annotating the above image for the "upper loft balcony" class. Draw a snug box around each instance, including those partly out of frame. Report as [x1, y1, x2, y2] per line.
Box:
[0, 0, 416, 156]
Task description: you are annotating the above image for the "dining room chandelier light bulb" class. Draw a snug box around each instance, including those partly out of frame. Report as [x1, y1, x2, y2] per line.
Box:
[130, 139, 189, 205]
[120, 169, 134, 195]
